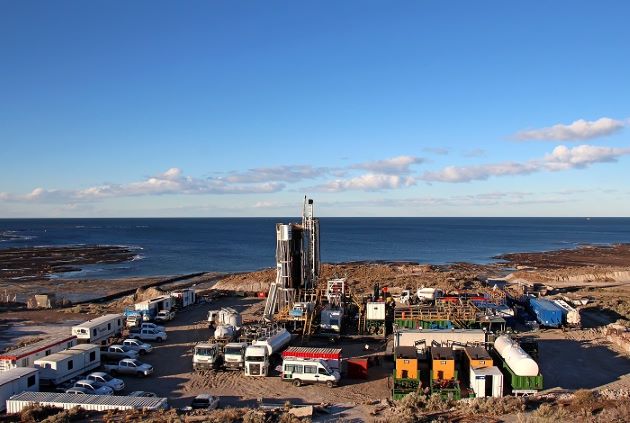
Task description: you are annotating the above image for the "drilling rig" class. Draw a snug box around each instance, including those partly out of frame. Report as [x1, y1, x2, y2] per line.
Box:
[263, 197, 321, 335]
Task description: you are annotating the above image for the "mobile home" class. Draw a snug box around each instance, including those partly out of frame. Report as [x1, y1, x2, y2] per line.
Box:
[0, 368, 39, 412]
[0, 336, 77, 371]
[34, 344, 100, 386]
[72, 314, 123, 344]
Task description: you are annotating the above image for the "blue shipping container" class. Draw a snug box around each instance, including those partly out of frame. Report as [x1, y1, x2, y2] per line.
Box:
[529, 298, 564, 327]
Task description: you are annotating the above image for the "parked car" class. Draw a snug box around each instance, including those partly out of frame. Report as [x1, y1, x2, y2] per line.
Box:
[103, 358, 154, 377]
[122, 338, 153, 355]
[154, 310, 176, 323]
[137, 322, 165, 332]
[190, 394, 220, 410]
[72, 379, 115, 395]
[128, 328, 167, 342]
[86, 372, 125, 392]
[65, 387, 90, 395]
[129, 391, 157, 397]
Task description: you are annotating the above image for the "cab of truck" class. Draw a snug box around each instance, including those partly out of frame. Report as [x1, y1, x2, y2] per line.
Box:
[281, 358, 340, 387]
[193, 342, 222, 371]
[223, 342, 247, 370]
[244, 345, 268, 376]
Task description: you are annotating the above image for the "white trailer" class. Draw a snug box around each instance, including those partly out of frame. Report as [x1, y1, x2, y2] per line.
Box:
[0, 368, 39, 412]
[34, 344, 100, 386]
[470, 366, 503, 398]
[172, 288, 196, 308]
[134, 295, 174, 321]
[72, 314, 123, 345]
[6, 391, 168, 413]
[0, 336, 77, 371]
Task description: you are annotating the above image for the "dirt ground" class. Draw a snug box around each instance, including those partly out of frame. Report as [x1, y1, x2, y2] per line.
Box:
[119, 296, 392, 414]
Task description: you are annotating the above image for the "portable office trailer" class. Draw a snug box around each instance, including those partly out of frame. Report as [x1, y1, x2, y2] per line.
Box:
[394, 329, 486, 349]
[72, 314, 123, 344]
[470, 366, 503, 398]
[34, 345, 100, 386]
[0, 368, 39, 412]
[6, 391, 168, 413]
[172, 289, 196, 308]
[431, 347, 456, 381]
[0, 336, 77, 371]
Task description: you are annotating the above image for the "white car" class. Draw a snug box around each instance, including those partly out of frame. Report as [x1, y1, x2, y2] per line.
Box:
[129, 391, 157, 397]
[104, 358, 154, 377]
[189, 394, 219, 410]
[123, 338, 153, 355]
[154, 310, 176, 322]
[65, 387, 90, 395]
[86, 372, 125, 392]
[73, 379, 115, 395]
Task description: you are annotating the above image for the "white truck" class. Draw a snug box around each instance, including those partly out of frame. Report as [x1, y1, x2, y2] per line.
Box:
[128, 328, 167, 343]
[122, 339, 153, 355]
[223, 342, 247, 370]
[0, 367, 39, 412]
[192, 342, 222, 371]
[103, 358, 153, 377]
[99, 345, 139, 361]
[281, 358, 341, 387]
[72, 314, 124, 345]
[244, 327, 291, 377]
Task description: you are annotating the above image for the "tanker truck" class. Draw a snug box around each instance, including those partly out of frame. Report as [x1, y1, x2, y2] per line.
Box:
[244, 327, 291, 377]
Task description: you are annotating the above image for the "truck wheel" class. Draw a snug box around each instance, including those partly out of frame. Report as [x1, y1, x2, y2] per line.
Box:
[326, 381, 334, 388]
[156, 337, 163, 342]
[293, 379, 302, 387]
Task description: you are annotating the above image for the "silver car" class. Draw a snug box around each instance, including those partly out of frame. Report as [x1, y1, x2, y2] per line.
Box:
[86, 372, 125, 392]
[72, 380, 114, 395]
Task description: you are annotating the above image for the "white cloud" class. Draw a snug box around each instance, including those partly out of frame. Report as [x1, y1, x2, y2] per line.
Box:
[0, 168, 285, 203]
[352, 155, 424, 174]
[422, 144, 630, 183]
[313, 173, 416, 192]
[543, 144, 630, 170]
[219, 165, 330, 183]
[514, 117, 626, 141]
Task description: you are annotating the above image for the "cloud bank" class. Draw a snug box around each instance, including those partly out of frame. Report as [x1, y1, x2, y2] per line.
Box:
[514, 117, 625, 141]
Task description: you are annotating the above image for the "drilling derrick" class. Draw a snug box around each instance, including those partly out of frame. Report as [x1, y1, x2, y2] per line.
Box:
[301, 197, 320, 298]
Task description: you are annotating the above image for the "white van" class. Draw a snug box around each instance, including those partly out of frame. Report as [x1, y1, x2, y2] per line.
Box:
[281, 358, 340, 387]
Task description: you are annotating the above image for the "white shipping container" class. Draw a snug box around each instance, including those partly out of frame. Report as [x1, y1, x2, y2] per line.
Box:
[0, 368, 39, 412]
[366, 302, 386, 321]
[470, 366, 503, 398]
[0, 336, 77, 371]
[6, 391, 168, 413]
[72, 314, 123, 345]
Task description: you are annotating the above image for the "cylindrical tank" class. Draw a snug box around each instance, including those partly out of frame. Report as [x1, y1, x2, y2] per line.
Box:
[494, 335, 539, 376]
[214, 325, 235, 340]
[277, 224, 292, 241]
[226, 312, 242, 328]
[253, 328, 291, 355]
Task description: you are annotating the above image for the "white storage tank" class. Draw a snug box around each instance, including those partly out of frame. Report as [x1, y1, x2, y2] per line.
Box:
[278, 224, 292, 241]
[493, 336, 539, 377]
[253, 328, 291, 355]
[214, 325, 235, 340]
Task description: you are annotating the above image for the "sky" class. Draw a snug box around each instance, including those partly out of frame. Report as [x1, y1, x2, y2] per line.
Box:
[1, 1, 629, 217]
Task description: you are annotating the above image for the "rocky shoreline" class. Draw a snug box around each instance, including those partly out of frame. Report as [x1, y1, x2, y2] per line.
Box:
[0, 245, 137, 280]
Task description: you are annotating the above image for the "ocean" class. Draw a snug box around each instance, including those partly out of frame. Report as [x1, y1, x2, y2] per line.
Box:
[1, 217, 629, 279]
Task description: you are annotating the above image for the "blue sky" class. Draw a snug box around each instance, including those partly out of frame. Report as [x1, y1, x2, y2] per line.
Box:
[1, 1, 629, 217]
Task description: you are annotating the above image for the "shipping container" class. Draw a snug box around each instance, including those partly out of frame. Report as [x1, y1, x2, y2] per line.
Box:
[529, 298, 564, 327]
[0, 368, 39, 412]
[171, 289, 196, 308]
[0, 336, 77, 371]
[346, 359, 369, 379]
[6, 391, 168, 413]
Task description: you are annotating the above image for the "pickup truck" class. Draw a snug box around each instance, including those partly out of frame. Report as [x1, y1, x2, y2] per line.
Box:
[122, 338, 153, 355]
[137, 322, 165, 332]
[154, 310, 176, 323]
[129, 328, 167, 342]
[100, 345, 139, 361]
[103, 358, 154, 377]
